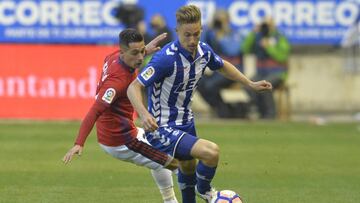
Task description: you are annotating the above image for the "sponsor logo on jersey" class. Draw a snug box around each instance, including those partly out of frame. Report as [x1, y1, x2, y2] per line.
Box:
[141, 66, 155, 81]
[102, 88, 116, 104]
[174, 78, 197, 93]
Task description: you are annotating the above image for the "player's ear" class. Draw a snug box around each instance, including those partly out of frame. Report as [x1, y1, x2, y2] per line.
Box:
[119, 45, 126, 55]
[119, 43, 127, 54]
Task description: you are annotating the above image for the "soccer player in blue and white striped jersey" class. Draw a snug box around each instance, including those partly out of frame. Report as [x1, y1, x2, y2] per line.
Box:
[128, 5, 272, 203]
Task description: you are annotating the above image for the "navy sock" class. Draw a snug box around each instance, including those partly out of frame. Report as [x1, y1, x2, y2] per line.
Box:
[196, 161, 217, 194]
[178, 170, 196, 203]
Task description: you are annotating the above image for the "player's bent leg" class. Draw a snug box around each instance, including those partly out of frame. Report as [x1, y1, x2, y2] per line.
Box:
[126, 137, 179, 202]
[99, 143, 167, 169]
[190, 139, 220, 202]
[99, 138, 179, 203]
[132, 128, 179, 202]
[190, 138, 219, 167]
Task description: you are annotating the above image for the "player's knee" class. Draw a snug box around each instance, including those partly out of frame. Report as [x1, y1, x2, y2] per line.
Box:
[207, 142, 220, 164]
[192, 139, 220, 166]
[201, 142, 219, 166]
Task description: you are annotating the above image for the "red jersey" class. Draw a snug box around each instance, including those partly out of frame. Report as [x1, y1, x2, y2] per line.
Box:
[75, 50, 138, 146]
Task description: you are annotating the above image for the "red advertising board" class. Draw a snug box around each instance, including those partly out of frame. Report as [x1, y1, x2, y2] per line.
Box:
[0, 44, 118, 120]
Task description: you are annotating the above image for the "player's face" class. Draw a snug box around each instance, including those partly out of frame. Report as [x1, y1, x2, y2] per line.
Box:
[176, 22, 202, 56]
[121, 41, 146, 69]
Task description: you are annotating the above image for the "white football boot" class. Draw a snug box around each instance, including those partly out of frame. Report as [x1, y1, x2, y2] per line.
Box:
[196, 187, 217, 202]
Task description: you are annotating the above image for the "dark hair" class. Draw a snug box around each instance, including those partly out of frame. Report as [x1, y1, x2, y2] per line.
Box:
[119, 28, 144, 48]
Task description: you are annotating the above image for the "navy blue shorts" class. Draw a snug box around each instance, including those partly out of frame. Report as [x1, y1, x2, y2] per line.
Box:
[146, 123, 198, 160]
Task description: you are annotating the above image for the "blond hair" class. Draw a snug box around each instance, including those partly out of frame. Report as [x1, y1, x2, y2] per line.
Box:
[176, 5, 201, 26]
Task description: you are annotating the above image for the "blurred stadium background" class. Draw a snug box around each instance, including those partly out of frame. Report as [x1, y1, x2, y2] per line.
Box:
[0, 0, 359, 202]
[0, 0, 359, 121]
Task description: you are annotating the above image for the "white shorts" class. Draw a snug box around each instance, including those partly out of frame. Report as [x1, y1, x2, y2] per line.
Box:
[99, 128, 172, 170]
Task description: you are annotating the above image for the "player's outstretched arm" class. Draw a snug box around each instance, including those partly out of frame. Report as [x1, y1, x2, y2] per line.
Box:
[127, 79, 158, 132]
[145, 33, 168, 55]
[62, 145, 83, 164]
[62, 102, 106, 164]
[219, 60, 272, 91]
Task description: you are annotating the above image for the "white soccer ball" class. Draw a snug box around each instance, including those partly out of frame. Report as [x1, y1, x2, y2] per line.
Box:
[210, 190, 243, 203]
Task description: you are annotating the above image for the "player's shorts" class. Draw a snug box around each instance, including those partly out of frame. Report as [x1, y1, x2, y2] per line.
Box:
[145, 123, 199, 160]
[99, 128, 173, 170]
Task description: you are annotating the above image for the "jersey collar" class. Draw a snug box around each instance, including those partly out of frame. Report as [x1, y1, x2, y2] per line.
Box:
[175, 40, 204, 62]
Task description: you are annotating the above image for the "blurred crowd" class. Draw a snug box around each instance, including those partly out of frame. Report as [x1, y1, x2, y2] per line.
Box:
[198, 10, 291, 119]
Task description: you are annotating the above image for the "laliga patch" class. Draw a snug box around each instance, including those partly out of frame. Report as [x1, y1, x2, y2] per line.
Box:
[141, 66, 155, 81]
[102, 88, 116, 104]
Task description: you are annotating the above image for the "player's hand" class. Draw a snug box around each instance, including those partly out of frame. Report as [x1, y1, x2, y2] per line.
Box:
[62, 144, 83, 164]
[140, 113, 158, 132]
[145, 33, 167, 55]
[249, 80, 273, 92]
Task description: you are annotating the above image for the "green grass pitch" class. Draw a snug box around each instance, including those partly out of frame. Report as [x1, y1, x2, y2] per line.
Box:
[0, 121, 359, 203]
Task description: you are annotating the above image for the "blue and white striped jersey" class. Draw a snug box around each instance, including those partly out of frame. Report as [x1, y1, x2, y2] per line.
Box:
[137, 40, 224, 127]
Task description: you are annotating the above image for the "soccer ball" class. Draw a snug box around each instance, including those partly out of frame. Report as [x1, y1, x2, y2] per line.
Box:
[210, 190, 243, 203]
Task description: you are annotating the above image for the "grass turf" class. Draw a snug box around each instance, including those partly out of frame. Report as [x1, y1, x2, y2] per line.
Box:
[0, 121, 359, 203]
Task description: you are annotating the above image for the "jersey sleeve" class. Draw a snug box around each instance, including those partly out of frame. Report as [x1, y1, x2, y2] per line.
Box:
[137, 53, 173, 87]
[205, 44, 224, 71]
[74, 75, 127, 146]
[74, 101, 107, 146]
[96, 76, 127, 105]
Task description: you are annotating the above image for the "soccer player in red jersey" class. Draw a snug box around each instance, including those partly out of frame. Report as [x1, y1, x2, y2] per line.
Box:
[62, 29, 179, 203]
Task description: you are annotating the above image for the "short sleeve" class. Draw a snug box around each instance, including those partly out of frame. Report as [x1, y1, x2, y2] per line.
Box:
[206, 45, 224, 71]
[137, 53, 173, 87]
[96, 76, 125, 105]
